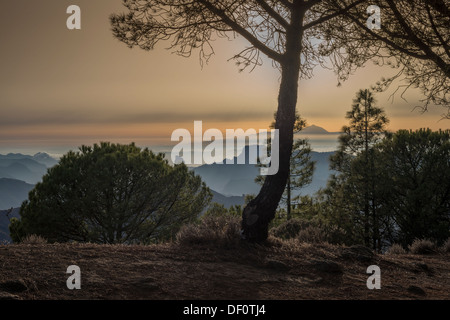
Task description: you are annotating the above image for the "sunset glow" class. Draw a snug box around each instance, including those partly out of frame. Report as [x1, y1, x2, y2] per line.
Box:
[0, 1, 447, 153]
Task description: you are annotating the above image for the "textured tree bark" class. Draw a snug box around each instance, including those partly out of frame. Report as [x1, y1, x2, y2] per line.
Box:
[241, 2, 305, 243]
[287, 174, 292, 220]
[241, 56, 301, 242]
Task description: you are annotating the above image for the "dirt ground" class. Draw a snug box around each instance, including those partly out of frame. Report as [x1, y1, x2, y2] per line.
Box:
[0, 240, 449, 301]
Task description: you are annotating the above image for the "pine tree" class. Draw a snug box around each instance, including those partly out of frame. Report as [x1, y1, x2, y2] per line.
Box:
[15, 142, 211, 244]
[330, 89, 389, 251]
[375, 129, 450, 247]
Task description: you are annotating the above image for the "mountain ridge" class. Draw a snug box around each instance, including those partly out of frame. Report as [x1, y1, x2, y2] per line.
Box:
[301, 124, 330, 134]
[0, 153, 58, 184]
[193, 145, 335, 197]
[0, 178, 34, 210]
[0, 152, 58, 168]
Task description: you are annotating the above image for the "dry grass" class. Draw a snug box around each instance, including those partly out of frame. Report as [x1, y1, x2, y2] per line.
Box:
[176, 215, 242, 248]
[386, 244, 407, 255]
[0, 237, 449, 300]
[21, 234, 48, 245]
[409, 239, 438, 255]
[269, 218, 310, 240]
[442, 239, 450, 254]
[297, 226, 326, 244]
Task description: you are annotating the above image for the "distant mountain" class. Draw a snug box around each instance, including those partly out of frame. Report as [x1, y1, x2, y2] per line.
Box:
[0, 152, 58, 168]
[0, 178, 34, 210]
[0, 207, 20, 243]
[0, 153, 58, 184]
[193, 145, 335, 197]
[192, 145, 261, 196]
[0, 160, 45, 184]
[31, 152, 59, 168]
[193, 162, 260, 196]
[210, 190, 245, 208]
[301, 125, 330, 134]
[0, 177, 32, 242]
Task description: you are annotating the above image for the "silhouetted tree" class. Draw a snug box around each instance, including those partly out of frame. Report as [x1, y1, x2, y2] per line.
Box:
[110, 0, 375, 242]
[324, 0, 450, 117]
[329, 89, 389, 250]
[375, 129, 450, 247]
[256, 113, 315, 220]
[14, 142, 211, 244]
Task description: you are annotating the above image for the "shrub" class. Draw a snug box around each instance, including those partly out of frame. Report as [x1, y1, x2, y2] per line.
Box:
[21, 234, 48, 245]
[176, 215, 241, 248]
[386, 243, 407, 255]
[320, 224, 352, 246]
[408, 239, 437, 254]
[441, 238, 450, 254]
[9, 217, 26, 243]
[270, 218, 314, 240]
[269, 218, 350, 245]
[297, 226, 326, 244]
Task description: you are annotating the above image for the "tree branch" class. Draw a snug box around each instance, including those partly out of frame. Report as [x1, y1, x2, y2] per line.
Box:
[385, 0, 450, 77]
[254, 0, 290, 29]
[197, 0, 285, 62]
[344, 12, 429, 61]
[303, 0, 366, 30]
[425, 2, 450, 60]
[279, 0, 293, 10]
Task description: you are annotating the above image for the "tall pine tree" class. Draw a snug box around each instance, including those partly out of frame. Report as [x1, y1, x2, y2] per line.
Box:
[329, 89, 389, 251]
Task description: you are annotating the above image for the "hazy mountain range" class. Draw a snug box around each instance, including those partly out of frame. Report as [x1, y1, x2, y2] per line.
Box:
[0, 136, 335, 241]
[0, 153, 57, 184]
[0, 152, 56, 240]
[192, 146, 334, 197]
[0, 152, 58, 212]
[0, 178, 34, 209]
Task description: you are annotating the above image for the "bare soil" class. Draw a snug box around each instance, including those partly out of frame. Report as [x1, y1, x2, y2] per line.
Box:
[0, 240, 449, 300]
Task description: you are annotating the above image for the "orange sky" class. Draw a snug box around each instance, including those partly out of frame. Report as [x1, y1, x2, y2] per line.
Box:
[0, 1, 448, 152]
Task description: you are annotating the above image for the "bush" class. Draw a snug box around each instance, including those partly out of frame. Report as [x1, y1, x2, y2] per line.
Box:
[320, 224, 352, 246]
[408, 239, 437, 254]
[441, 238, 450, 254]
[270, 218, 313, 240]
[176, 215, 241, 248]
[21, 234, 48, 245]
[9, 217, 26, 243]
[386, 243, 407, 255]
[297, 226, 326, 244]
[269, 218, 349, 245]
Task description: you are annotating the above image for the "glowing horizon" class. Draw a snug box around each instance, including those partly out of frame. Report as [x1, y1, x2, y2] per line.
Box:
[0, 1, 447, 154]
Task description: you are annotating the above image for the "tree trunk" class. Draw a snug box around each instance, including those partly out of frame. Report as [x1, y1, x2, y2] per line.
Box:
[364, 97, 370, 248]
[241, 57, 301, 242]
[287, 174, 292, 220]
[241, 2, 305, 243]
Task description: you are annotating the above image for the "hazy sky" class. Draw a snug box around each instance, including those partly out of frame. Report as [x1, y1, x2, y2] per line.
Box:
[0, 1, 448, 153]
